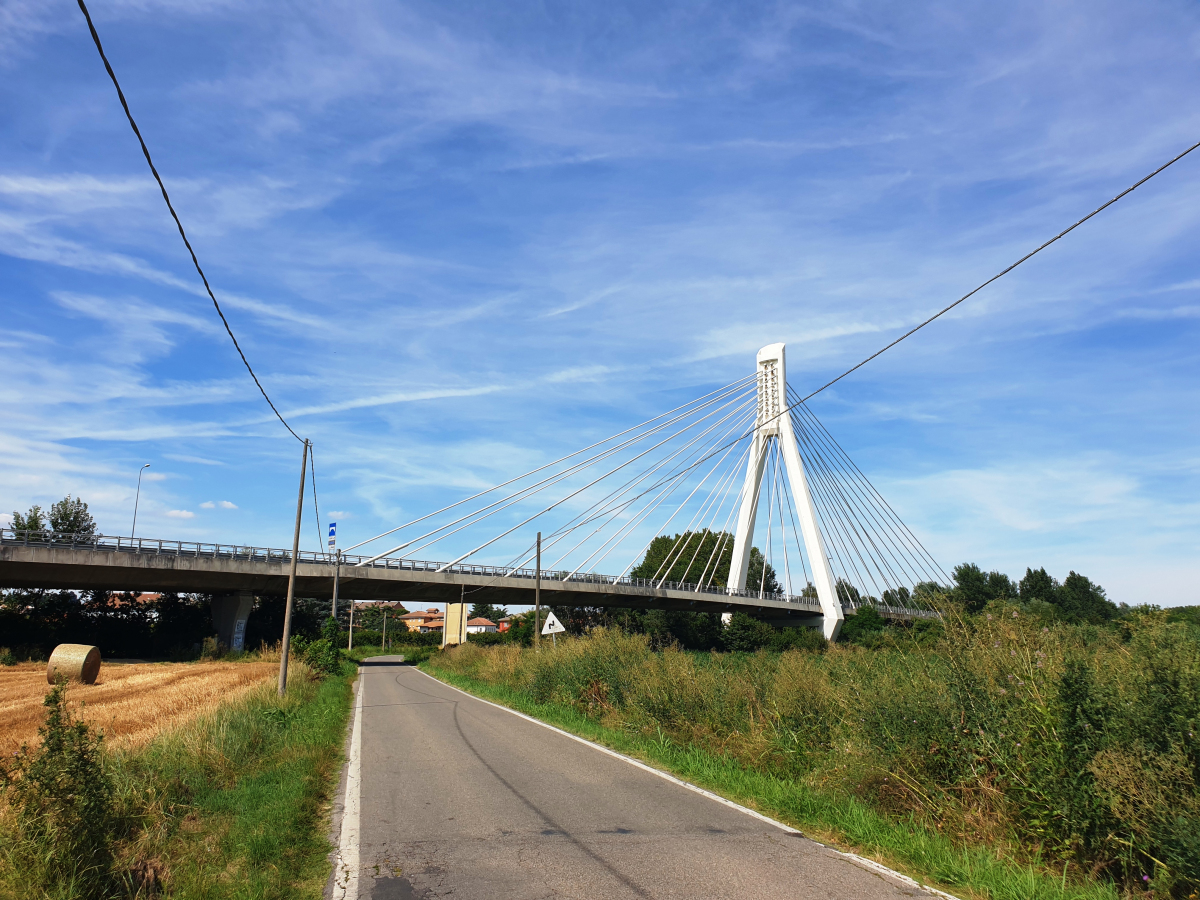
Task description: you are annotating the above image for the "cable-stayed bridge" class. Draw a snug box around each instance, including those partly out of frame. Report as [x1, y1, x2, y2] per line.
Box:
[1, 343, 944, 640]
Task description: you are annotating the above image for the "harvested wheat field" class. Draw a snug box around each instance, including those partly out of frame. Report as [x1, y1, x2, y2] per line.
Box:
[0, 659, 278, 755]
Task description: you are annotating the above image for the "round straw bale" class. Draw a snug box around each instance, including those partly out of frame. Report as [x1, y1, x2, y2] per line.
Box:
[47, 644, 102, 684]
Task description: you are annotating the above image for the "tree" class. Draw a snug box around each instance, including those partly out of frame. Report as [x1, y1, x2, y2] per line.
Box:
[1057, 572, 1117, 624]
[468, 602, 507, 623]
[630, 531, 779, 594]
[11, 504, 46, 535]
[630, 531, 734, 586]
[49, 496, 96, 536]
[951, 563, 1017, 613]
[839, 606, 887, 644]
[1019, 567, 1058, 604]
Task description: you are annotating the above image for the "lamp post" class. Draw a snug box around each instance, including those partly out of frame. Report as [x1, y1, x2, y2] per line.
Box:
[131, 464, 150, 538]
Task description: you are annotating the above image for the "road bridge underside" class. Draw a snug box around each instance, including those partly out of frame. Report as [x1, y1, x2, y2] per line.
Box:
[0, 545, 826, 627]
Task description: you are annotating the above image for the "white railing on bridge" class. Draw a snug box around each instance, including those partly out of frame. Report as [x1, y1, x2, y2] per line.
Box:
[0, 528, 939, 619]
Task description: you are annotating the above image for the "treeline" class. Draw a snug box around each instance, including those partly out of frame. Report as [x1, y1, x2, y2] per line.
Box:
[0, 590, 335, 660]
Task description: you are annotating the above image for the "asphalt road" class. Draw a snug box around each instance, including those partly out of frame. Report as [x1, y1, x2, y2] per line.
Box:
[331, 656, 945, 900]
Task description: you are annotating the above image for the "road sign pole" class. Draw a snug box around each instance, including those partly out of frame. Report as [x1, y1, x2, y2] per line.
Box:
[332, 548, 341, 620]
[534, 531, 541, 651]
[383, 607, 387, 650]
[278, 438, 309, 696]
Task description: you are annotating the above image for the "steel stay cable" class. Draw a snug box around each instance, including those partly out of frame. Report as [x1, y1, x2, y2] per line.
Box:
[435, 388, 762, 572]
[358, 380, 755, 564]
[779, 465, 813, 590]
[509, 421, 755, 576]
[536, 394, 759, 569]
[460, 392, 758, 571]
[787, 396, 945, 587]
[787, 137, 1200, 411]
[647, 418, 762, 586]
[788, 391, 949, 584]
[544, 401, 758, 576]
[791, 413, 923, 591]
[496, 395, 756, 576]
[659, 437, 754, 587]
[696, 456, 754, 592]
[606, 441, 753, 580]
[547, 408, 758, 580]
[368, 384, 757, 565]
[563, 440, 745, 583]
[790, 417, 881, 601]
[792, 414, 901, 599]
[792, 412, 941, 589]
[782, 400, 931, 588]
[677, 441, 756, 583]
[347, 375, 753, 554]
[773, 443, 795, 598]
[760, 440, 777, 598]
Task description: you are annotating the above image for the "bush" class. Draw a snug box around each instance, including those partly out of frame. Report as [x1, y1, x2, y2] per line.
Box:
[301, 638, 344, 677]
[0, 681, 116, 896]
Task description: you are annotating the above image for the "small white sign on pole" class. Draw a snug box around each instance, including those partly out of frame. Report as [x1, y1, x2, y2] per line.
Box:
[328, 522, 336, 552]
[541, 611, 566, 636]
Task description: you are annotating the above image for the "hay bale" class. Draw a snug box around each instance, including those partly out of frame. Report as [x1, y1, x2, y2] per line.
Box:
[47, 644, 102, 684]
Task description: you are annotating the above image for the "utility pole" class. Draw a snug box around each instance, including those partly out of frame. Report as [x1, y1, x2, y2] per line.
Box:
[131, 463, 150, 538]
[382, 607, 387, 650]
[534, 531, 541, 650]
[348, 601, 354, 651]
[278, 439, 309, 696]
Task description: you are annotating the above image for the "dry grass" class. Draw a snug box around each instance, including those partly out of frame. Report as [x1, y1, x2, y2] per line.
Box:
[0, 659, 278, 755]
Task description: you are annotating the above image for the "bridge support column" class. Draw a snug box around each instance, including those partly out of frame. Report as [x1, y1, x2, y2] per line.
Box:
[211, 591, 255, 652]
[728, 343, 844, 642]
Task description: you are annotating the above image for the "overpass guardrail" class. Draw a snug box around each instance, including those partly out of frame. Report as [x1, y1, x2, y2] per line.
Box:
[0, 528, 938, 619]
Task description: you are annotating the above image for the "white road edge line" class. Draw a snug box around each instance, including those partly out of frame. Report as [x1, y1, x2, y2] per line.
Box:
[333, 673, 365, 900]
[415, 666, 963, 900]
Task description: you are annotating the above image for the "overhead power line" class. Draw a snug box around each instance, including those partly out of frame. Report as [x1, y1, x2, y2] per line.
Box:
[793, 137, 1200, 407]
[76, 0, 303, 444]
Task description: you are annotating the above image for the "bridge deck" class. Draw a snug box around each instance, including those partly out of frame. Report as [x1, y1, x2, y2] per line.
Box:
[0, 531, 936, 625]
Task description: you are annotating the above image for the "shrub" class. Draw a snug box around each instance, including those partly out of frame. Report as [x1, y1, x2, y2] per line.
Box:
[302, 638, 344, 677]
[0, 681, 116, 897]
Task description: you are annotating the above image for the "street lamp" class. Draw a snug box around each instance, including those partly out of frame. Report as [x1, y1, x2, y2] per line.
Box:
[132, 464, 150, 538]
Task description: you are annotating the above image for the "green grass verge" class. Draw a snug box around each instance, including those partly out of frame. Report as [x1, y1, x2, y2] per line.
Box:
[420, 663, 1120, 900]
[0, 664, 356, 900]
[118, 668, 353, 899]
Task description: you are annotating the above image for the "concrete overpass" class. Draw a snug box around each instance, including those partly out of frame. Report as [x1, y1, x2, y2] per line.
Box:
[0, 530, 936, 629]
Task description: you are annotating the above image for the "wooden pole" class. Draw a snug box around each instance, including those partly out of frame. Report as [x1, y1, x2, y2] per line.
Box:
[278, 439, 309, 696]
[534, 531, 541, 650]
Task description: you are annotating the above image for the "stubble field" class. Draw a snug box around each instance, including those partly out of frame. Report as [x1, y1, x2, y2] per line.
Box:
[0, 659, 278, 755]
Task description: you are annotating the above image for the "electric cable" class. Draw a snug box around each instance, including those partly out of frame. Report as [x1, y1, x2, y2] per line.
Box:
[77, 0, 302, 443]
[789, 137, 1200, 409]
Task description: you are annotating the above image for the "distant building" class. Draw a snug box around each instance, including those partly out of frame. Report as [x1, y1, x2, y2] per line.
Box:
[398, 607, 443, 632]
[466, 617, 497, 634]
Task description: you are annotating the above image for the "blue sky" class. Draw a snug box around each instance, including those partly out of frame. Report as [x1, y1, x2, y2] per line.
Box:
[1, 0, 1198, 605]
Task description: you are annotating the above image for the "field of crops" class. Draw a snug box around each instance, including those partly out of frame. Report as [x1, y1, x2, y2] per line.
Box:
[0, 659, 278, 755]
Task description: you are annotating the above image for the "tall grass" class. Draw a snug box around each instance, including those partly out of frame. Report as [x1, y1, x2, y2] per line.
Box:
[426, 607, 1200, 898]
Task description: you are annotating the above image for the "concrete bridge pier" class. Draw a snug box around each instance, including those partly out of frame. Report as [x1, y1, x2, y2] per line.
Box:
[211, 591, 254, 651]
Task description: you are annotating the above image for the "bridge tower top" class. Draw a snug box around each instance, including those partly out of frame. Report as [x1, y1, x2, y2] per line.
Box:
[755, 343, 786, 437]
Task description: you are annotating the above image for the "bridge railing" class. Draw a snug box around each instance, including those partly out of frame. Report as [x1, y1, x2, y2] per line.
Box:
[0, 529, 938, 618]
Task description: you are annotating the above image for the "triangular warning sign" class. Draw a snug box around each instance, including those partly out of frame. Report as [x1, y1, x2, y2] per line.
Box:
[541, 611, 566, 635]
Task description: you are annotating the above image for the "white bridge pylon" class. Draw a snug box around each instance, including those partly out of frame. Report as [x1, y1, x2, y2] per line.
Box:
[728, 344, 844, 641]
